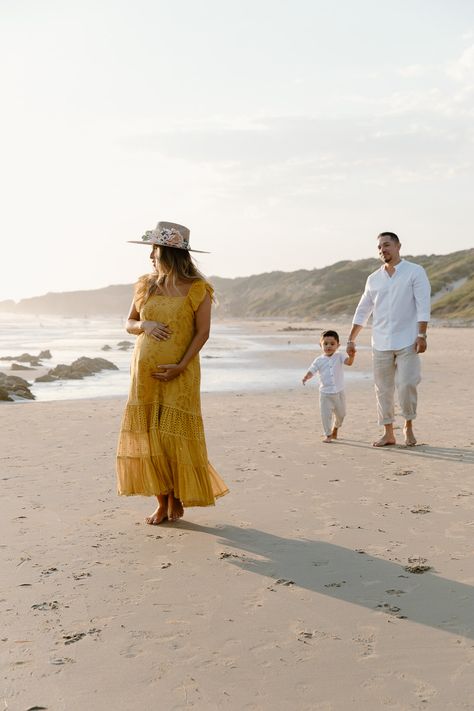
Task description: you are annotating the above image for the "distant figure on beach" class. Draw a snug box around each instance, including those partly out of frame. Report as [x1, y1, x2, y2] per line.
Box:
[346, 232, 431, 447]
[302, 330, 355, 443]
[116, 221, 229, 524]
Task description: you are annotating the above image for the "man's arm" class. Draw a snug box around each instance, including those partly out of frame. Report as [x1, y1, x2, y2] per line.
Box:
[413, 267, 431, 354]
[347, 282, 374, 355]
[415, 321, 428, 353]
[346, 323, 364, 356]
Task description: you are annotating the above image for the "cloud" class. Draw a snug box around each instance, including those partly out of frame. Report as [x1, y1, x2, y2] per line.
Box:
[116, 41, 474, 208]
[446, 44, 474, 83]
[397, 64, 426, 78]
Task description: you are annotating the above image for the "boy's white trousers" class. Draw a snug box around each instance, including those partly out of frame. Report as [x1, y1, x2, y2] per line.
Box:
[319, 391, 346, 436]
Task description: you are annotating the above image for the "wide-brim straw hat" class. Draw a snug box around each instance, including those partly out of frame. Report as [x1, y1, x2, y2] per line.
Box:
[128, 221, 209, 253]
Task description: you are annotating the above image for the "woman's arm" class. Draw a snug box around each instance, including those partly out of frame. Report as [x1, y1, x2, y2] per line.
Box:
[125, 299, 171, 340]
[126, 300, 143, 335]
[152, 293, 211, 382]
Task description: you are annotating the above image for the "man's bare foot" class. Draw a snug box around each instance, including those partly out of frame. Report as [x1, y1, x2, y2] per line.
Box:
[323, 435, 332, 443]
[331, 427, 338, 439]
[168, 495, 184, 522]
[404, 426, 417, 446]
[145, 506, 168, 525]
[372, 434, 396, 447]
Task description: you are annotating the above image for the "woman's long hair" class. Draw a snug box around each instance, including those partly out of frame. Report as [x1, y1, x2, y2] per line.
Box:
[135, 246, 208, 309]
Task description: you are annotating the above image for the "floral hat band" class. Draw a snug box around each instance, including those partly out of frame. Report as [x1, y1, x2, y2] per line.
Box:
[128, 221, 210, 253]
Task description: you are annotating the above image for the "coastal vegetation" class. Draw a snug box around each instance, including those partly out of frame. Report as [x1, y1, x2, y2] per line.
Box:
[1, 249, 472, 321]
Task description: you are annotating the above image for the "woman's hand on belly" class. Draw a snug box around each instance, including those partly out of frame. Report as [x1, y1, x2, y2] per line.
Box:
[151, 363, 184, 382]
[142, 320, 172, 341]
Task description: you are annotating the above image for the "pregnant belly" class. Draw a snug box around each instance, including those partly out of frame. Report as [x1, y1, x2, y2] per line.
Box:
[135, 335, 186, 371]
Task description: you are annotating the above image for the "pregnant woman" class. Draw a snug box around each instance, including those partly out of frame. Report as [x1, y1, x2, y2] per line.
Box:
[116, 221, 229, 524]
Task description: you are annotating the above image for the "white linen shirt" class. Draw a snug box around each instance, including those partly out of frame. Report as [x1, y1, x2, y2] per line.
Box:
[308, 351, 346, 394]
[352, 260, 431, 351]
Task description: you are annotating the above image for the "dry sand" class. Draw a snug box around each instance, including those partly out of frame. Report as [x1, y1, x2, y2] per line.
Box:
[1, 326, 474, 711]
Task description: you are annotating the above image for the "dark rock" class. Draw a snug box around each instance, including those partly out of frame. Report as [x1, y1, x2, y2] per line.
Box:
[72, 356, 118, 373]
[11, 363, 34, 371]
[14, 388, 35, 400]
[14, 353, 41, 365]
[101, 345, 112, 351]
[0, 352, 41, 365]
[38, 350, 52, 359]
[117, 340, 133, 350]
[0, 386, 13, 401]
[0, 373, 35, 400]
[36, 356, 118, 382]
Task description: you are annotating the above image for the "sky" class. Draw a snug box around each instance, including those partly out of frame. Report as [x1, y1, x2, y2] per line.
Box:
[1, 0, 473, 302]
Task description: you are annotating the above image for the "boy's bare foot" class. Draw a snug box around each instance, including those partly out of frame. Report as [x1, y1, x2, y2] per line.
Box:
[323, 435, 332, 443]
[372, 434, 396, 447]
[145, 506, 168, 525]
[168, 495, 184, 521]
[404, 425, 417, 446]
[331, 427, 338, 439]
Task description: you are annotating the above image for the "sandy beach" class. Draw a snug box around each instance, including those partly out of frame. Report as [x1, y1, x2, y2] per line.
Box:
[1, 325, 474, 710]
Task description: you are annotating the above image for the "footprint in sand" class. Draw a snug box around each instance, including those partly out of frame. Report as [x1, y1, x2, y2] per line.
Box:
[31, 601, 59, 611]
[266, 578, 295, 592]
[410, 505, 431, 514]
[385, 589, 406, 596]
[274, 578, 295, 586]
[404, 557, 432, 574]
[41, 567, 58, 577]
[324, 581, 346, 588]
[63, 628, 101, 645]
[376, 602, 406, 618]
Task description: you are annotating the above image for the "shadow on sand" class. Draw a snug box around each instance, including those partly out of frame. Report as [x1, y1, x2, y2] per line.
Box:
[336, 439, 474, 464]
[175, 522, 474, 639]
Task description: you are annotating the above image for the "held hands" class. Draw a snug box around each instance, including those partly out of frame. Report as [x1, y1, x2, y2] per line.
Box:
[346, 340, 356, 357]
[142, 321, 172, 341]
[152, 363, 184, 382]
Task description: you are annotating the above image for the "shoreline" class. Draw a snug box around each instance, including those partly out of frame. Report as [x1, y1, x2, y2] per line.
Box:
[2, 323, 470, 405]
[2, 327, 474, 709]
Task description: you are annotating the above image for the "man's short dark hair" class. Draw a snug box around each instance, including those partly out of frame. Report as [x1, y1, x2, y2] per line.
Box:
[321, 329, 339, 343]
[378, 231, 400, 245]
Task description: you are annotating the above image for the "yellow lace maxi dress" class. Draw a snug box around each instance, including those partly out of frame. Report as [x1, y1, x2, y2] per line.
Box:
[116, 278, 229, 506]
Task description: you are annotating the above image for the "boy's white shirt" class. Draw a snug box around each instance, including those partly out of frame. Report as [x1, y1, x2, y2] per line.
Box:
[308, 351, 346, 393]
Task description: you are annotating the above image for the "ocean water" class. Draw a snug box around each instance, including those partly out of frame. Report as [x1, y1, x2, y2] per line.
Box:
[0, 314, 366, 402]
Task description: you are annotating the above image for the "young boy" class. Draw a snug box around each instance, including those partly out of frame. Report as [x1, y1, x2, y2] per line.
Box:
[302, 329, 355, 442]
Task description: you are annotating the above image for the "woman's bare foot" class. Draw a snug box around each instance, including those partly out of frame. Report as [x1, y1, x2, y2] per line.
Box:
[331, 427, 338, 439]
[323, 435, 332, 443]
[373, 434, 396, 447]
[404, 425, 417, 446]
[145, 505, 168, 525]
[168, 494, 184, 521]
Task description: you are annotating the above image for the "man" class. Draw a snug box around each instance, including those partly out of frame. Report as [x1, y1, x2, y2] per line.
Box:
[346, 232, 431, 447]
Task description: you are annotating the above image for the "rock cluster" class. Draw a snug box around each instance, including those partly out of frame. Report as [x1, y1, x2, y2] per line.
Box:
[101, 341, 133, 352]
[0, 374, 35, 400]
[0, 350, 52, 366]
[35, 357, 118, 383]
